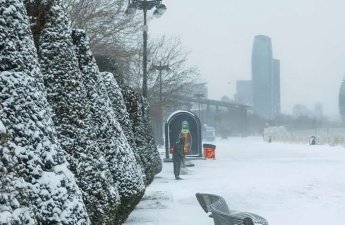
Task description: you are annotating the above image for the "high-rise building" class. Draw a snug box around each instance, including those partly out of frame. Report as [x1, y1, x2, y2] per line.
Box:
[252, 35, 274, 119]
[339, 79, 345, 122]
[236, 80, 252, 106]
[272, 59, 281, 115]
[251, 35, 281, 119]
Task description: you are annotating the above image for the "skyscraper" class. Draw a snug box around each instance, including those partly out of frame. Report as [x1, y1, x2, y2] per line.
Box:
[251, 35, 281, 120]
[252, 35, 274, 119]
[339, 79, 345, 122]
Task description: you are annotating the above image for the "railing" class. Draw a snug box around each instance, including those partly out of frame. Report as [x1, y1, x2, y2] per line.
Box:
[264, 134, 345, 146]
[263, 127, 345, 146]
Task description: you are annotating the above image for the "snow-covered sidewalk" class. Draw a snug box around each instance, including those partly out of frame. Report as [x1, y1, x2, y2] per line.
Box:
[124, 137, 345, 225]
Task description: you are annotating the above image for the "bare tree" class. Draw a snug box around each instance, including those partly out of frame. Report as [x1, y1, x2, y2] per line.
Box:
[64, 0, 141, 57]
[127, 35, 200, 108]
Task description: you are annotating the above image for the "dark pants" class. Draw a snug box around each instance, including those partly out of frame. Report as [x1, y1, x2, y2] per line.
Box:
[172, 155, 182, 178]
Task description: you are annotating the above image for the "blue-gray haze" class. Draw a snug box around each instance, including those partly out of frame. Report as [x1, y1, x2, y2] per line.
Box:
[150, 0, 345, 118]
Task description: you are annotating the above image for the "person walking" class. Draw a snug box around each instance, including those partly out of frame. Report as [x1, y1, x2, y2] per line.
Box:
[172, 137, 185, 180]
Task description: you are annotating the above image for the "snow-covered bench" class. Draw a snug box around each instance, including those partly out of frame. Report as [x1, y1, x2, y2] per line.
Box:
[195, 193, 268, 225]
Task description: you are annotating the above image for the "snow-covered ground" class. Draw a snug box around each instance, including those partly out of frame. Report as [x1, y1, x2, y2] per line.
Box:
[124, 137, 345, 225]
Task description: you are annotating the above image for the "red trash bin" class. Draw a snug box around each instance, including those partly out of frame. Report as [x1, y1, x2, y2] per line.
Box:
[203, 144, 216, 159]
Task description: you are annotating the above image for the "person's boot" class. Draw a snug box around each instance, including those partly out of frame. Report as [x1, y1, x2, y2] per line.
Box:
[175, 177, 182, 180]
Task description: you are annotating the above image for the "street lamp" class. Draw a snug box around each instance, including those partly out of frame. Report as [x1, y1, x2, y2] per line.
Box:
[126, 0, 167, 98]
[150, 62, 170, 145]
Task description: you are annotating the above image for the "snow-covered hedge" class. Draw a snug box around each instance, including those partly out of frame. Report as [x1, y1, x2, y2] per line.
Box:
[0, 1, 89, 224]
[121, 86, 162, 185]
[71, 29, 145, 223]
[100, 72, 146, 221]
[37, 2, 125, 223]
[1, 0, 161, 224]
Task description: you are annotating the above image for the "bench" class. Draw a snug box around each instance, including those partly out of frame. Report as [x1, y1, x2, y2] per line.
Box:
[195, 193, 268, 225]
[209, 198, 255, 225]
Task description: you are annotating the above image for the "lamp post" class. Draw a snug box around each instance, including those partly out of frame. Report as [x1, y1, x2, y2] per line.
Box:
[126, 0, 167, 98]
[151, 62, 170, 145]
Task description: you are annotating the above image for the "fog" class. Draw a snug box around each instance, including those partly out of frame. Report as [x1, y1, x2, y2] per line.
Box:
[150, 0, 345, 118]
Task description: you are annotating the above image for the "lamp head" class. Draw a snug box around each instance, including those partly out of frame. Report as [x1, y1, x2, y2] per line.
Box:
[153, 3, 167, 18]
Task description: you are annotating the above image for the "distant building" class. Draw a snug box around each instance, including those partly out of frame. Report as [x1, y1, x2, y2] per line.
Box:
[292, 104, 313, 118]
[292, 103, 324, 119]
[251, 35, 280, 119]
[252, 35, 274, 119]
[314, 103, 323, 119]
[339, 79, 345, 122]
[236, 80, 252, 106]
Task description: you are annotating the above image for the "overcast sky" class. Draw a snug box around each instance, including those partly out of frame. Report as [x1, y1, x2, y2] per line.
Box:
[149, 0, 345, 117]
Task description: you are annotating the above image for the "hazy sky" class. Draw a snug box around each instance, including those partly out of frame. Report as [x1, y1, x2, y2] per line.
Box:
[149, 0, 345, 117]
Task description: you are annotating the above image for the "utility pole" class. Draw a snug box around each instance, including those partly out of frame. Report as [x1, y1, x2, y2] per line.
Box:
[151, 62, 170, 145]
[142, 3, 148, 98]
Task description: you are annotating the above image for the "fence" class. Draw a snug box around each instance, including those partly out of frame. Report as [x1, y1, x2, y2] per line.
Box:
[263, 127, 345, 146]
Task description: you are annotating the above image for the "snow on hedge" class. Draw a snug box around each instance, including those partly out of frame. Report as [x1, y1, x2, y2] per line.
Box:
[102, 73, 162, 185]
[95, 69, 146, 223]
[101, 73, 136, 148]
[37, 2, 126, 224]
[70, 29, 145, 191]
[121, 86, 162, 185]
[71, 29, 146, 224]
[0, 0, 163, 223]
[101, 71, 146, 174]
[0, 119, 6, 135]
[141, 97, 163, 176]
[0, 1, 89, 224]
[1, 0, 43, 87]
